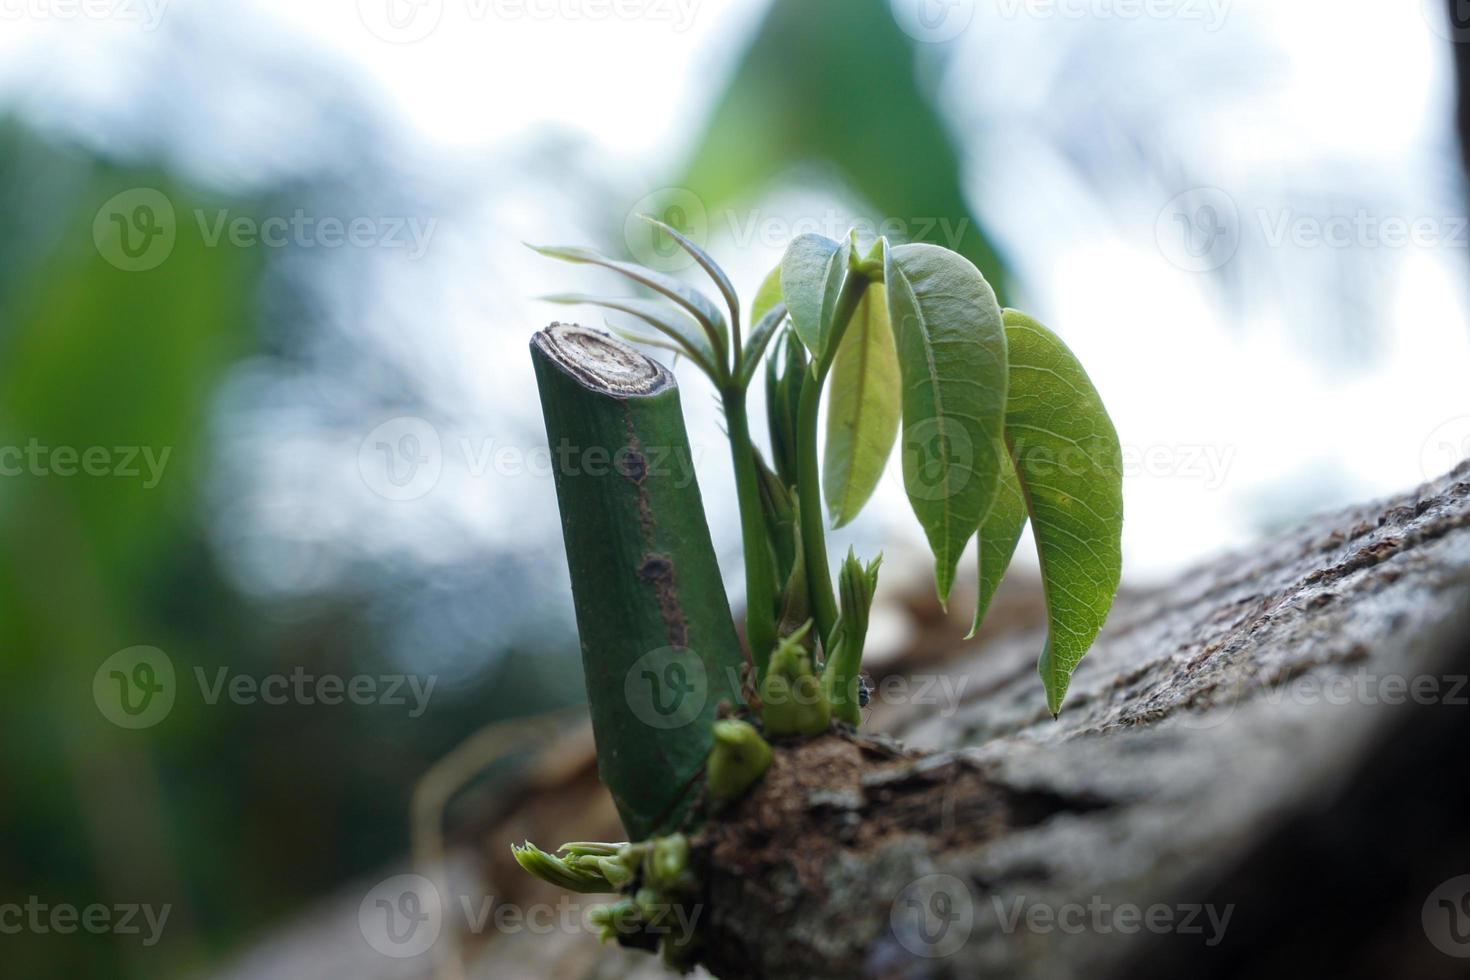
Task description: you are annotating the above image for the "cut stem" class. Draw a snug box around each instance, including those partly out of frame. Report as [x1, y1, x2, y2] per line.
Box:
[531, 323, 745, 839]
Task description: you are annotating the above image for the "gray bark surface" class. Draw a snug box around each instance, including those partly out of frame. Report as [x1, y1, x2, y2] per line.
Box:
[211, 463, 1470, 980]
[692, 460, 1470, 979]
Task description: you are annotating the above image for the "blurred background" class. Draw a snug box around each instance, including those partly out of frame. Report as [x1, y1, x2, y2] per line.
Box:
[2, 0, 1469, 976]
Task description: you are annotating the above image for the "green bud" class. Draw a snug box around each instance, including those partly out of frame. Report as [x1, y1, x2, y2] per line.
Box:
[851, 235, 886, 281]
[589, 898, 641, 944]
[707, 719, 773, 802]
[823, 550, 881, 725]
[511, 841, 617, 893]
[595, 855, 637, 889]
[760, 621, 830, 737]
[646, 833, 693, 892]
[633, 887, 663, 919]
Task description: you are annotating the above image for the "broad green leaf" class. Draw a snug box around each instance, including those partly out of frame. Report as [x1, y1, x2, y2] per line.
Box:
[750, 263, 783, 328]
[967, 449, 1026, 638]
[637, 214, 740, 331]
[529, 243, 728, 364]
[885, 242, 1007, 604]
[823, 283, 900, 527]
[543, 293, 719, 378]
[1002, 310, 1123, 717]
[780, 233, 842, 357]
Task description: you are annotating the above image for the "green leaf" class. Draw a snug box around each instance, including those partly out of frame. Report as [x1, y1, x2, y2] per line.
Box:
[637, 214, 740, 331]
[543, 293, 719, 378]
[884, 242, 1007, 604]
[822, 283, 900, 527]
[750, 264, 783, 328]
[765, 327, 807, 488]
[739, 300, 788, 387]
[968, 449, 1026, 638]
[780, 233, 842, 357]
[529, 243, 728, 369]
[1001, 310, 1123, 717]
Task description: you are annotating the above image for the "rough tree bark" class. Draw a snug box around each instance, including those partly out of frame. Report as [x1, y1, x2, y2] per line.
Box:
[474, 460, 1470, 980]
[211, 463, 1470, 980]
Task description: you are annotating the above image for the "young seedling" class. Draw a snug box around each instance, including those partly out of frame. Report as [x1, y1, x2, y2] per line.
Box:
[537, 222, 1121, 718]
[518, 222, 1123, 963]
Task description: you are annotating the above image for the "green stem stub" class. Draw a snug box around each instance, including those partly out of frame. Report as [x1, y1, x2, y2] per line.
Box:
[532, 324, 746, 840]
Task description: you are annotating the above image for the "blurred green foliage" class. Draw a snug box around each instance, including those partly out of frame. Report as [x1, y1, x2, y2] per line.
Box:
[0, 3, 1014, 976]
[0, 123, 258, 976]
[681, 0, 1010, 293]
